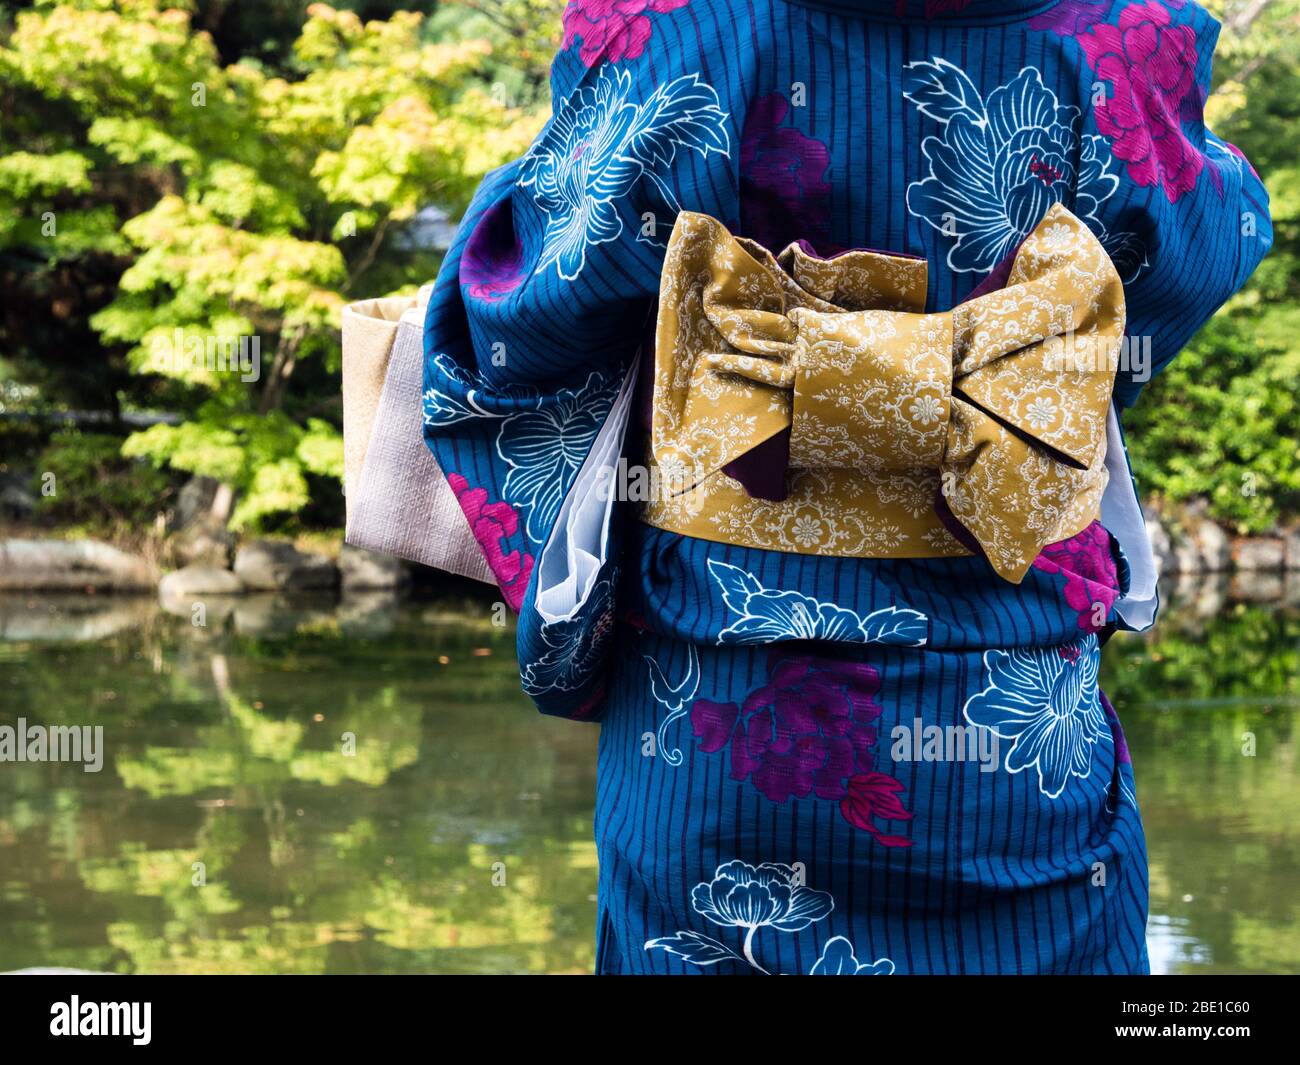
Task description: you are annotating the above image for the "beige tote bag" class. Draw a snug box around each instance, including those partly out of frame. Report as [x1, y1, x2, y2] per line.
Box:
[341, 292, 493, 583]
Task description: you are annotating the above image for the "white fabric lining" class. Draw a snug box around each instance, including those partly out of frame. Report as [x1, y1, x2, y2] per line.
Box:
[535, 353, 641, 623]
[1102, 404, 1159, 631]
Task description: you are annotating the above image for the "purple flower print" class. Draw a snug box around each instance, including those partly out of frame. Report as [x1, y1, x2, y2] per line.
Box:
[1076, 2, 1203, 202]
[561, 0, 690, 68]
[1029, 0, 1110, 36]
[460, 196, 524, 301]
[739, 93, 832, 253]
[691, 650, 913, 845]
[1032, 520, 1120, 633]
[915, 0, 971, 17]
[890, 0, 973, 16]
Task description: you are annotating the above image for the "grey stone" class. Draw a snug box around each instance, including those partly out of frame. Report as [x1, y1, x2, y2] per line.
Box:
[1190, 518, 1232, 572]
[1229, 569, 1284, 602]
[1191, 573, 1229, 619]
[1231, 536, 1285, 571]
[0, 538, 154, 591]
[1144, 509, 1172, 573]
[338, 590, 401, 636]
[159, 565, 244, 598]
[0, 595, 155, 642]
[174, 526, 235, 568]
[160, 591, 237, 628]
[1171, 541, 1201, 575]
[233, 539, 337, 591]
[1284, 527, 1300, 570]
[338, 544, 409, 591]
[172, 475, 222, 531]
[0, 482, 35, 519]
[1284, 571, 1300, 608]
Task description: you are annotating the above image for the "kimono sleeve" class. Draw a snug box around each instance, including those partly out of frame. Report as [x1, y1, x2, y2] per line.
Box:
[1080, 2, 1273, 408]
[420, 19, 739, 719]
[421, 27, 738, 596]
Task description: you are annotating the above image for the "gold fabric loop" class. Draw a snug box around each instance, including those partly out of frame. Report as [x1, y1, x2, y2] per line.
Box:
[647, 203, 1126, 583]
[788, 308, 953, 471]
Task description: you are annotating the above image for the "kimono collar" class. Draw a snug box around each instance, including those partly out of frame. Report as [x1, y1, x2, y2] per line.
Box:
[779, 0, 1063, 22]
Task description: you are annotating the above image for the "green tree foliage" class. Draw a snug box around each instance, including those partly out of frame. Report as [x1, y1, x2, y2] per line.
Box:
[0, 0, 553, 530]
[31, 428, 173, 530]
[0, 0, 1293, 533]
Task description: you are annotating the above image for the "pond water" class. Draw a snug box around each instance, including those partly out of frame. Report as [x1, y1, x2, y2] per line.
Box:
[0, 582, 1296, 974]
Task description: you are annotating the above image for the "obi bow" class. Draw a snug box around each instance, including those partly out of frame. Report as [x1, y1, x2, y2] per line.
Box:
[651, 203, 1126, 583]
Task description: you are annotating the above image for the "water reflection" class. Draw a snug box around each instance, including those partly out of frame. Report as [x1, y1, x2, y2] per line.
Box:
[0, 576, 1295, 974]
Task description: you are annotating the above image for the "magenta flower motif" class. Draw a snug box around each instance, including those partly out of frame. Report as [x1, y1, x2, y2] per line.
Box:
[561, 0, 690, 68]
[739, 93, 832, 253]
[1075, 1, 1203, 202]
[1032, 520, 1120, 633]
[460, 196, 524, 301]
[839, 774, 914, 847]
[447, 472, 534, 611]
[691, 650, 912, 845]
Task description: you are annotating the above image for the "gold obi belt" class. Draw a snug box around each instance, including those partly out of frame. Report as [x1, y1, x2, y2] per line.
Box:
[639, 203, 1126, 583]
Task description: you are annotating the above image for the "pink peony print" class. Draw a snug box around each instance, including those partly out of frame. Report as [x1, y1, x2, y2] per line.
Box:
[1032, 521, 1120, 633]
[447, 472, 534, 611]
[1075, 1, 1204, 202]
[561, 0, 690, 68]
[691, 650, 913, 846]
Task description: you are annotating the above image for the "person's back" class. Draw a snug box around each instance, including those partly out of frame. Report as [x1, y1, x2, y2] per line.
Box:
[421, 0, 1272, 974]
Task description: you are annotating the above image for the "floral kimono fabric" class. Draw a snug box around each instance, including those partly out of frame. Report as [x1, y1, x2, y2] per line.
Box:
[421, 0, 1271, 975]
[588, 527, 1147, 975]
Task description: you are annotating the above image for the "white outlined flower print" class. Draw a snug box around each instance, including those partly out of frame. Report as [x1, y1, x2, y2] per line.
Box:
[519, 65, 730, 280]
[962, 635, 1108, 799]
[645, 861, 896, 975]
[521, 576, 616, 695]
[810, 936, 895, 976]
[903, 58, 1145, 281]
[423, 353, 546, 427]
[497, 370, 620, 544]
[708, 559, 928, 647]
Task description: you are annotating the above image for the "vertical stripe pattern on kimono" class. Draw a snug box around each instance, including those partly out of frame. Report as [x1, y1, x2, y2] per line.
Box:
[422, 0, 1272, 974]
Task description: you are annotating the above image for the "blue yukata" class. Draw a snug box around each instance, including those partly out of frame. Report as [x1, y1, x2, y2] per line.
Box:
[422, 0, 1271, 974]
